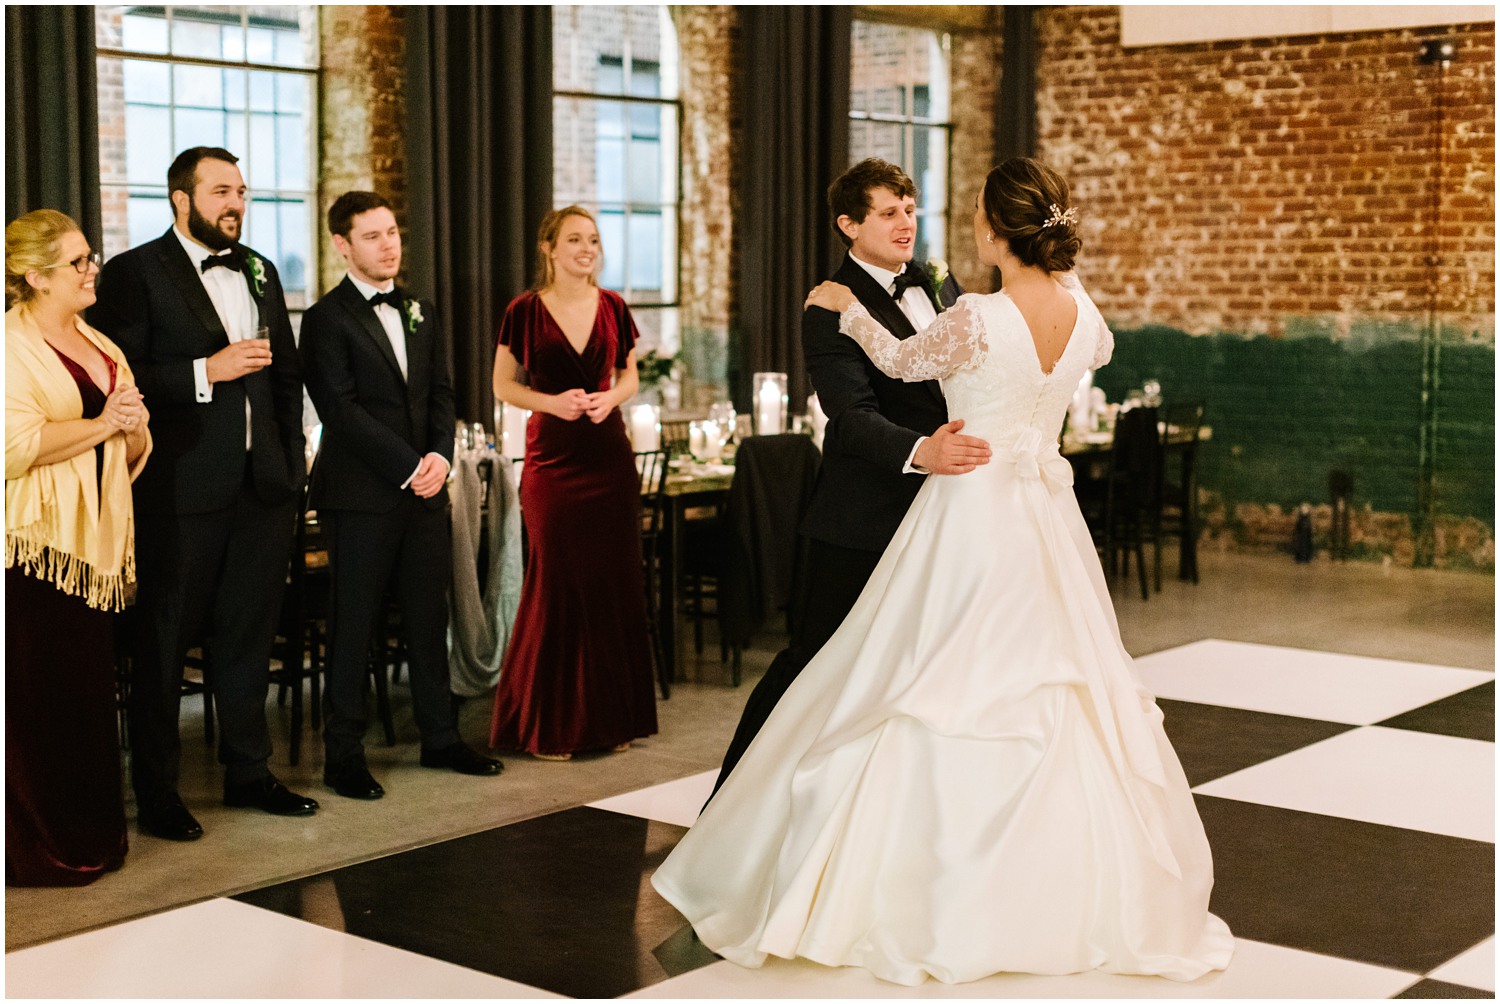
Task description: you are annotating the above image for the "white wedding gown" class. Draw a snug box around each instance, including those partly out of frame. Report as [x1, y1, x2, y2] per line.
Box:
[651, 277, 1235, 987]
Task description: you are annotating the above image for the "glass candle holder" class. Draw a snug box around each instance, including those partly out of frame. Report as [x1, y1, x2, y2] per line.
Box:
[500, 402, 530, 460]
[752, 372, 788, 436]
[629, 402, 661, 452]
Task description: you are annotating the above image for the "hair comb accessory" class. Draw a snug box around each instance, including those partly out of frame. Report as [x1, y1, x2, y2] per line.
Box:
[1043, 204, 1078, 229]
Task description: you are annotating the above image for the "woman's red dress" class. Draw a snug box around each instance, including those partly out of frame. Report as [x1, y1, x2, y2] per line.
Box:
[490, 288, 658, 755]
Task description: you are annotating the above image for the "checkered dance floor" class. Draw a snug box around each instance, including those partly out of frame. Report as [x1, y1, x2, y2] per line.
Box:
[8, 641, 1493, 998]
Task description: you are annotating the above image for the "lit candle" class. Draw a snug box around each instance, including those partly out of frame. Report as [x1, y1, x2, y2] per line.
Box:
[501, 402, 529, 459]
[688, 421, 705, 459]
[629, 403, 660, 451]
[1070, 369, 1094, 438]
[702, 419, 722, 460]
[755, 380, 780, 436]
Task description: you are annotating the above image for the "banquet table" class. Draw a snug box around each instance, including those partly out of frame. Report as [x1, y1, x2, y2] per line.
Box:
[656, 425, 1209, 683]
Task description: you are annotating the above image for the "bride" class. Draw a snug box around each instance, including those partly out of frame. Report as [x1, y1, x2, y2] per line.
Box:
[650, 158, 1234, 986]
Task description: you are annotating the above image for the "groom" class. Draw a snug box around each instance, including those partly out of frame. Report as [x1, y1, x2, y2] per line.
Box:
[710, 158, 991, 796]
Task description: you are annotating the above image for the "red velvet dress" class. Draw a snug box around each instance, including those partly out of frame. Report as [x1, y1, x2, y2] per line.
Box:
[6, 347, 128, 886]
[490, 289, 658, 755]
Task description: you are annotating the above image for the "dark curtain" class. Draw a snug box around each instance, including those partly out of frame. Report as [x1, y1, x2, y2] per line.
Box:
[995, 6, 1037, 161]
[405, 6, 553, 426]
[732, 6, 852, 411]
[5, 6, 102, 248]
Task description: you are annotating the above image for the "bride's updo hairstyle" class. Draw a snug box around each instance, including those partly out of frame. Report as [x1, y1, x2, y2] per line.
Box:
[981, 158, 1081, 273]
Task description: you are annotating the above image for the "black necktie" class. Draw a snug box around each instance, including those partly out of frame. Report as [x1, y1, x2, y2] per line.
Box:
[369, 289, 401, 311]
[200, 251, 243, 274]
[891, 265, 927, 299]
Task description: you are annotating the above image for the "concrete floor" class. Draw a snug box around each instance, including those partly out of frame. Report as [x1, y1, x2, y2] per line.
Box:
[5, 547, 1492, 952]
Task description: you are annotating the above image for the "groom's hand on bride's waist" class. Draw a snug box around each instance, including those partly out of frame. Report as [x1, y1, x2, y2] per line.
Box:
[913, 419, 991, 475]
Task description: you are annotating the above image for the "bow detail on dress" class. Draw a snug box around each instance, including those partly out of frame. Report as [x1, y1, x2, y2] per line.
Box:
[1009, 427, 1074, 493]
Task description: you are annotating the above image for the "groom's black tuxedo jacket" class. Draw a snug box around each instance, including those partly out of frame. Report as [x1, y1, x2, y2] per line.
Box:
[800, 253, 960, 552]
[90, 229, 306, 516]
[299, 276, 455, 513]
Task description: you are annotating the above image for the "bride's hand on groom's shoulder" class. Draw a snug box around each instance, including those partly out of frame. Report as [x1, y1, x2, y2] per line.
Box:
[804, 282, 855, 313]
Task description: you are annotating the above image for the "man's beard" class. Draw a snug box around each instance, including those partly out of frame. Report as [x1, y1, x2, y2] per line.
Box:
[187, 200, 241, 252]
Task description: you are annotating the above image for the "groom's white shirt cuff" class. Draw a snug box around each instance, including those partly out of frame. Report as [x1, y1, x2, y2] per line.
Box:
[904, 439, 928, 475]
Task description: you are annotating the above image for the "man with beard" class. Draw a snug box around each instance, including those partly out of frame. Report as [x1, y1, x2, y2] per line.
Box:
[92, 147, 317, 840]
[300, 190, 501, 800]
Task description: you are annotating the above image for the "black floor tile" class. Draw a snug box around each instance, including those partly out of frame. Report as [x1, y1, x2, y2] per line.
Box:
[1197, 795, 1495, 975]
[235, 807, 712, 998]
[1378, 682, 1495, 743]
[1157, 699, 1353, 787]
[1393, 978, 1495, 998]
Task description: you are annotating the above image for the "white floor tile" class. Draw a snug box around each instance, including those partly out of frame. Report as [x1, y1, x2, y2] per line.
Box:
[1195, 726, 1495, 841]
[3, 898, 562, 999]
[625, 938, 1419, 999]
[1135, 640, 1492, 725]
[1428, 936, 1496, 992]
[588, 770, 718, 828]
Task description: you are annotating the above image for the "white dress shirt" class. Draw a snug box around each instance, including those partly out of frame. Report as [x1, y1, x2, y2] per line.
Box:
[176, 227, 257, 447]
[347, 272, 410, 381]
[848, 252, 939, 474]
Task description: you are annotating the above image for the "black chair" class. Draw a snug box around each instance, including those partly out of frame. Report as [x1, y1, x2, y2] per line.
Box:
[635, 449, 671, 699]
[270, 499, 324, 766]
[1101, 406, 1161, 600]
[1329, 469, 1353, 561]
[660, 419, 693, 459]
[1160, 401, 1204, 585]
[687, 434, 821, 685]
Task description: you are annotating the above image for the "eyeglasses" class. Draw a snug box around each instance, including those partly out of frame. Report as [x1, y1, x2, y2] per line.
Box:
[44, 251, 102, 274]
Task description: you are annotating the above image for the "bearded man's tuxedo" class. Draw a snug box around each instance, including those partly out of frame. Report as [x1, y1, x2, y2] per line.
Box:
[711, 252, 961, 794]
[91, 228, 307, 816]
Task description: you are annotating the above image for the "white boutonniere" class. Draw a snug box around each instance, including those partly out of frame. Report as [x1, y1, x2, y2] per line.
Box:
[244, 253, 268, 299]
[926, 258, 949, 311]
[404, 299, 423, 334]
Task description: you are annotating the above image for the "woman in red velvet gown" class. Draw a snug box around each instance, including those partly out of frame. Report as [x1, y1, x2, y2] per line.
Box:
[490, 206, 657, 760]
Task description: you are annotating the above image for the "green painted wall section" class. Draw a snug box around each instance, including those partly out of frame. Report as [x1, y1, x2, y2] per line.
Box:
[1095, 325, 1495, 528]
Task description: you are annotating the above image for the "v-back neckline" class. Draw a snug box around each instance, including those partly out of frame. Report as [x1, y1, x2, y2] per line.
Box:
[538, 289, 601, 357]
[998, 284, 1081, 378]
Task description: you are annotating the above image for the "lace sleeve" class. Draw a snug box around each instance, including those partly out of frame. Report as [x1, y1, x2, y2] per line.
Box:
[1057, 271, 1114, 368]
[838, 295, 986, 382]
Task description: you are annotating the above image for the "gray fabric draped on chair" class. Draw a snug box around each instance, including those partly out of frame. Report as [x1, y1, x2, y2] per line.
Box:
[5, 5, 102, 245]
[732, 6, 852, 412]
[404, 5, 553, 426]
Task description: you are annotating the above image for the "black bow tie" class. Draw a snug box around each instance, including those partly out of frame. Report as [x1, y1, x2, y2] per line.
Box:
[369, 289, 402, 311]
[200, 251, 243, 274]
[891, 265, 928, 299]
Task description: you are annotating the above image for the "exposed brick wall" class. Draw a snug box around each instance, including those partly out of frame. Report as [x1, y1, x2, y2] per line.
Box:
[1033, 7, 1494, 570]
[673, 4, 736, 410]
[947, 20, 1001, 295]
[318, 5, 409, 297]
[1033, 6, 1494, 340]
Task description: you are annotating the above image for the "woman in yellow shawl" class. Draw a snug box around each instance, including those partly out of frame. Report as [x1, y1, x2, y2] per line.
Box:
[6, 210, 151, 885]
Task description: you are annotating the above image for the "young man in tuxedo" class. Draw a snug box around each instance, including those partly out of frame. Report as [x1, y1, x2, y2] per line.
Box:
[92, 147, 318, 839]
[299, 191, 501, 800]
[710, 158, 992, 796]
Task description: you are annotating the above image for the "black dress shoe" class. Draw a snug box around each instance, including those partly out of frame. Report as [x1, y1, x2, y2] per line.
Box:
[138, 794, 204, 841]
[223, 775, 319, 816]
[419, 742, 503, 775]
[324, 760, 385, 800]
